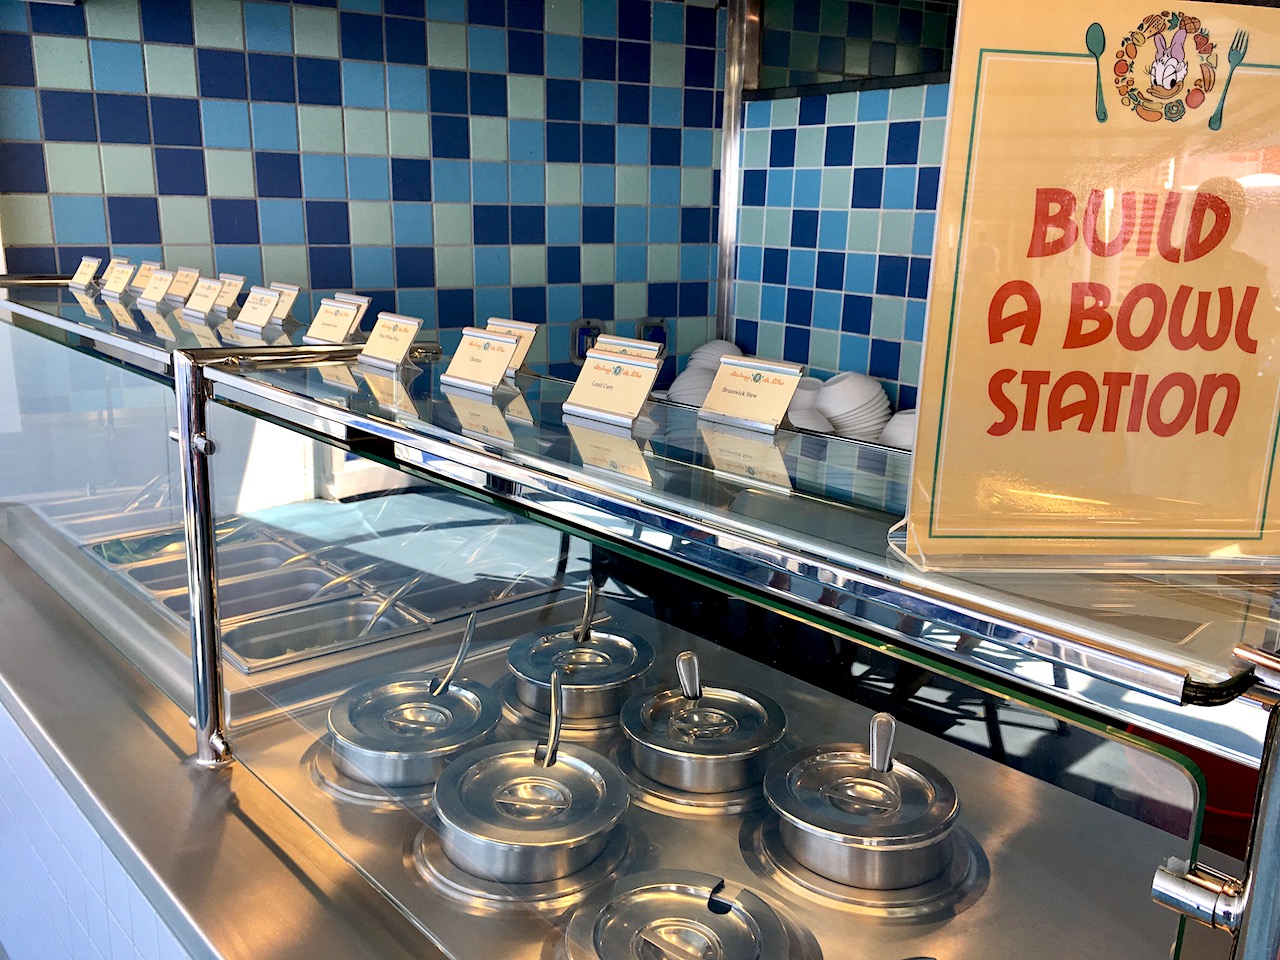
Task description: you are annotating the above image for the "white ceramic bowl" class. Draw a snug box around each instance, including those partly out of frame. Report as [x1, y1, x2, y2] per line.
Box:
[878, 410, 917, 449]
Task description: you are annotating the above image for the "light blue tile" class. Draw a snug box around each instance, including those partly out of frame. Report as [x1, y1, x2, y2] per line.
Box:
[650, 86, 682, 126]
[741, 128, 770, 168]
[872, 296, 906, 338]
[348, 155, 390, 200]
[258, 199, 305, 243]
[202, 100, 250, 149]
[904, 300, 927, 342]
[852, 122, 887, 166]
[844, 253, 876, 293]
[817, 210, 848, 250]
[467, 25, 507, 73]
[735, 280, 760, 319]
[912, 212, 936, 255]
[427, 0, 465, 22]
[89, 40, 145, 93]
[787, 248, 816, 288]
[793, 169, 821, 208]
[393, 202, 433, 244]
[924, 84, 950, 118]
[388, 65, 428, 112]
[582, 166, 614, 204]
[899, 340, 922, 385]
[848, 210, 880, 251]
[882, 167, 916, 209]
[433, 159, 471, 201]
[472, 161, 508, 202]
[765, 169, 792, 207]
[397, 288, 437, 323]
[743, 99, 772, 129]
[680, 244, 710, 281]
[475, 287, 510, 324]
[301, 154, 348, 198]
[888, 84, 925, 119]
[825, 90, 858, 123]
[616, 126, 648, 165]
[771, 98, 799, 127]
[114, 244, 164, 265]
[793, 127, 824, 166]
[582, 81, 616, 123]
[652, 2, 683, 43]
[545, 34, 582, 78]
[649, 168, 680, 205]
[840, 333, 870, 373]
[858, 88, 890, 121]
[251, 102, 298, 151]
[879, 211, 913, 254]
[812, 290, 843, 330]
[245, 2, 293, 53]
[682, 129, 713, 167]
[52, 196, 107, 244]
[546, 206, 580, 244]
[0, 3, 27, 31]
[918, 118, 946, 164]
[509, 119, 544, 162]
[583, 1, 616, 37]
[0, 89, 40, 140]
[353, 246, 394, 287]
[649, 206, 678, 243]
[760, 285, 785, 322]
[342, 61, 386, 110]
[616, 207, 646, 242]
[510, 164, 544, 203]
[737, 206, 763, 245]
[474, 247, 510, 285]
[616, 245, 646, 281]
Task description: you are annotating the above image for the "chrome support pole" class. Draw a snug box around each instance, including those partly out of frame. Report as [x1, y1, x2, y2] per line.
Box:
[173, 350, 232, 767]
[1232, 670, 1280, 960]
[714, 0, 749, 340]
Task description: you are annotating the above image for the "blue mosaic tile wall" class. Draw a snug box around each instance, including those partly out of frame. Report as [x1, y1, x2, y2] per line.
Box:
[0, 0, 725, 373]
[732, 82, 948, 409]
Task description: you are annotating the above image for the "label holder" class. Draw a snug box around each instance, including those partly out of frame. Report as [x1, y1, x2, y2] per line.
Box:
[696, 356, 804, 434]
[440, 327, 521, 396]
[561, 348, 662, 429]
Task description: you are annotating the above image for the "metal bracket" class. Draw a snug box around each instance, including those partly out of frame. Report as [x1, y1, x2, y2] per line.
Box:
[1152, 858, 1244, 933]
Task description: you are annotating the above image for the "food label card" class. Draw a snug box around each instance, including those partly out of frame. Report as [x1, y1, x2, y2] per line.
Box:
[698, 357, 804, 433]
[270, 282, 300, 320]
[360, 368, 420, 416]
[100, 262, 135, 298]
[213, 274, 245, 311]
[700, 424, 793, 490]
[72, 290, 104, 319]
[69, 256, 101, 289]
[486, 317, 540, 372]
[358, 312, 422, 369]
[319, 362, 361, 391]
[137, 305, 175, 339]
[234, 286, 281, 330]
[593, 333, 664, 359]
[129, 260, 160, 292]
[562, 348, 661, 427]
[137, 269, 175, 305]
[334, 292, 372, 327]
[166, 267, 200, 302]
[184, 277, 224, 316]
[103, 298, 136, 329]
[303, 298, 361, 344]
[174, 313, 222, 348]
[440, 327, 520, 394]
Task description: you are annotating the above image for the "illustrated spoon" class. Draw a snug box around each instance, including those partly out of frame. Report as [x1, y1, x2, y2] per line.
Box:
[1086, 22, 1108, 123]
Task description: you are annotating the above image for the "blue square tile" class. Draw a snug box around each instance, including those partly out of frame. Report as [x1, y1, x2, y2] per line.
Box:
[679, 245, 710, 281]
[858, 88, 890, 121]
[309, 245, 353, 288]
[387, 65, 428, 111]
[734, 318, 758, 353]
[211, 198, 258, 244]
[89, 40, 145, 93]
[30, 5, 85, 36]
[650, 128, 680, 166]
[650, 86, 682, 126]
[432, 159, 470, 200]
[842, 293, 872, 334]
[437, 287, 474, 327]
[582, 206, 614, 244]
[907, 257, 931, 300]
[40, 90, 96, 141]
[764, 169, 792, 207]
[886, 122, 920, 165]
[875, 255, 909, 297]
[616, 245, 646, 281]
[839, 333, 870, 372]
[141, 0, 193, 44]
[387, 0, 427, 16]
[683, 88, 714, 128]
[798, 95, 826, 125]
[583, 1, 616, 37]
[648, 206, 677, 243]
[582, 124, 614, 164]
[259, 199, 305, 244]
[151, 97, 203, 147]
[107, 197, 161, 244]
[582, 81, 616, 123]
[912, 212, 936, 255]
[467, 25, 507, 72]
[472, 161, 508, 202]
[51, 196, 107, 245]
[685, 5, 715, 47]
[769, 129, 795, 168]
[742, 169, 766, 207]
[197, 50, 247, 99]
[5, 246, 57, 273]
[583, 283, 614, 319]
[470, 72, 507, 116]
[812, 290, 843, 330]
[547, 246, 580, 283]
[297, 57, 342, 106]
[546, 79, 580, 121]
[851, 168, 883, 209]
[341, 12, 384, 60]
[924, 84, 949, 118]
[743, 99, 772, 129]
[582, 38, 616, 81]
[510, 204, 545, 243]
[0, 88, 40, 140]
[431, 115, 470, 159]
[0, 34, 35, 86]
[507, 0, 542, 30]
[683, 128, 713, 166]
[393, 202, 433, 244]
[783, 323, 810, 362]
[467, 0, 504, 26]
[545, 121, 580, 163]
[618, 40, 650, 84]
[0, 142, 45, 192]
[57, 245, 111, 273]
[616, 207, 645, 242]
[354, 246, 395, 287]
[882, 167, 916, 209]
[647, 281, 676, 316]
[904, 300, 927, 341]
[96, 93, 150, 144]
[547, 206, 580, 244]
[156, 147, 206, 195]
[428, 68, 468, 113]
[348, 155, 390, 200]
[474, 246, 510, 285]
[617, 85, 648, 125]
[816, 251, 845, 291]
[385, 17, 427, 64]
[616, 125, 647, 165]
[787, 248, 815, 287]
[582, 166, 613, 204]
[545, 34, 582, 79]
[844, 253, 876, 293]
[679, 207, 710, 244]
[249, 102, 297, 151]
[511, 285, 546, 323]
[869, 339, 900, 379]
[507, 30, 544, 75]
[343, 60, 386, 108]
[475, 286, 511, 323]
[818, 210, 848, 249]
[302, 153, 348, 198]
[245, 2, 293, 52]
[255, 151, 303, 198]
[391, 157, 432, 200]
[509, 120, 544, 163]
[649, 167, 679, 205]
[428, 0, 466, 21]
[618, 0, 650, 40]
[249, 53, 296, 103]
[737, 245, 762, 283]
[684, 47, 714, 88]
[761, 247, 787, 285]
[652, 3, 682, 43]
[825, 126, 854, 166]
[916, 167, 940, 211]
[793, 169, 821, 208]
[214, 246, 264, 287]
[202, 101, 250, 149]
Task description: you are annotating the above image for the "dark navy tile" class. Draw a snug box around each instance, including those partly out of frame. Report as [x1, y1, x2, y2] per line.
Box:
[107, 197, 161, 244]
[385, 17, 427, 64]
[818, 35, 844, 74]
[886, 121, 920, 165]
[742, 170, 766, 207]
[581, 123, 614, 164]
[385, 0, 426, 16]
[647, 281, 677, 316]
[735, 319, 758, 354]
[678, 281, 708, 315]
[618, 41, 650, 84]
[29, 5, 85, 36]
[309, 245, 353, 288]
[582, 206, 613, 244]
[684, 47, 714, 88]
[249, 53, 296, 103]
[57, 245, 111, 273]
[473, 204, 509, 244]
[908, 257, 931, 299]
[650, 127, 680, 166]
[467, 0, 504, 26]
[437, 288, 474, 328]
[0, 35, 34, 86]
[869, 340, 900, 380]
[0, 143, 45, 193]
[545, 121, 580, 162]
[683, 89, 714, 128]
[547, 246, 580, 284]
[546, 80, 580, 121]
[761, 30, 790, 69]
[40, 91, 96, 142]
[899, 385, 917, 410]
[847, 2, 872, 38]
[198, 49, 248, 100]
[685, 5, 716, 47]
[340, 12, 384, 60]
[786, 288, 812, 326]
[582, 284, 613, 320]
[680, 207, 710, 244]
[619, 1, 650, 40]
[582, 38, 616, 81]
[391, 157, 432, 200]
[297, 57, 342, 105]
[430, 115, 469, 159]
[211, 199, 259, 244]
[306, 200, 350, 243]
[762, 247, 788, 285]
[869, 41, 895, 76]
[395, 246, 435, 286]
[783, 324, 810, 362]
[900, 7, 923, 45]
[769, 129, 795, 168]
[851, 168, 883, 208]
[510, 205, 545, 245]
[141, 0, 193, 44]
[511, 286, 546, 323]
[155, 147, 206, 195]
[6, 247, 57, 274]
[428, 68, 468, 113]
[916, 167, 940, 210]
[469, 72, 507, 116]
[824, 125, 854, 166]
[508, 31, 544, 75]
[255, 152, 302, 198]
[875, 255, 909, 297]
[792, 0, 818, 31]
[816, 252, 845, 290]
[617, 84, 648, 124]
[96, 93, 150, 144]
[150, 97, 202, 146]
[798, 95, 826, 125]
[790, 210, 818, 248]
[842, 294, 872, 334]
[507, 0, 543, 30]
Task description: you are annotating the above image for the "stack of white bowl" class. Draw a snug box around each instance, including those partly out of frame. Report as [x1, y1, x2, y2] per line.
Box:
[785, 377, 831, 432]
[877, 409, 917, 450]
[814, 372, 892, 440]
[667, 340, 742, 406]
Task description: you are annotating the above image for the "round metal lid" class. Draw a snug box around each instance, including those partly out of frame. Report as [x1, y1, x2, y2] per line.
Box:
[619, 685, 786, 760]
[564, 870, 790, 960]
[327, 674, 502, 763]
[508, 629, 655, 692]
[763, 743, 959, 847]
[433, 740, 628, 847]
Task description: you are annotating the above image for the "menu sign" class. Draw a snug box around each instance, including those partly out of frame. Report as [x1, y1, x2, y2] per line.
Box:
[304, 298, 361, 344]
[357, 312, 421, 369]
[698, 357, 803, 433]
[69, 257, 100, 289]
[234, 286, 281, 330]
[441, 327, 520, 394]
[486, 317, 540, 371]
[907, 0, 1280, 565]
[562, 348, 661, 427]
[213, 274, 245, 311]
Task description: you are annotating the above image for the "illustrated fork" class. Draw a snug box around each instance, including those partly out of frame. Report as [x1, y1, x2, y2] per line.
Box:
[1209, 29, 1249, 131]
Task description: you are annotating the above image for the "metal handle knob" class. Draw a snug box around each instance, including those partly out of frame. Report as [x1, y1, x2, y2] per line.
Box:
[431, 612, 475, 696]
[536, 669, 563, 768]
[870, 712, 896, 774]
[676, 651, 702, 702]
[574, 578, 597, 642]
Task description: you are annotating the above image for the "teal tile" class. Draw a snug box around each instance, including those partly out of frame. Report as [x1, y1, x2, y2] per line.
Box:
[825, 90, 859, 124]
[735, 280, 761, 320]
[675, 315, 715, 352]
[34, 37, 91, 89]
[681, 169, 714, 206]
[889, 84, 926, 119]
[614, 282, 646, 319]
[470, 117, 507, 161]
[291, 6, 337, 57]
[261, 245, 309, 288]
[433, 203, 472, 246]
[350, 201, 392, 244]
[756, 320, 783, 360]
[45, 144, 103, 194]
[144, 45, 197, 97]
[389, 112, 431, 158]
[899, 341, 923, 386]
[616, 167, 647, 205]
[162, 245, 214, 277]
[427, 23, 467, 68]
[809, 329, 839, 370]
[771, 98, 799, 127]
[741, 128, 771, 168]
[651, 44, 684, 86]
[647, 244, 678, 281]
[871, 297, 906, 338]
[545, 0, 581, 35]
[737, 206, 764, 245]
[853, 122, 888, 167]
[508, 77, 545, 120]
[793, 127, 825, 167]
[763, 208, 791, 247]
[193, 0, 244, 49]
[879, 211, 914, 254]
[820, 168, 851, 209]
[100, 144, 155, 194]
[510, 246, 546, 284]
[546, 164, 580, 204]
[159, 197, 212, 245]
[205, 150, 255, 198]
[298, 106, 343, 153]
[919, 118, 946, 165]
[0, 195, 52, 245]
[582, 245, 614, 282]
[344, 109, 388, 156]
[434, 247, 474, 288]
[86, 0, 141, 41]
[847, 210, 880, 251]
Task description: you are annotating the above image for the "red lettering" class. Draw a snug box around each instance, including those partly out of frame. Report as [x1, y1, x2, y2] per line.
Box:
[1135, 193, 1159, 257]
[1233, 286, 1260, 355]
[1146, 373, 1197, 437]
[1100, 371, 1132, 431]
[1168, 285, 1230, 351]
[1127, 374, 1149, 432]
[1081, 189, 1135, 257]
[1197, 373, 1240, 436]
[987, 369, 1019, 436]
[1117, 284, 1166, 350]
[1184, 192, 1232, 262]
[988, 280, 1042, 345]
[1157, 191, 1183, 263]
[1065, 282, 1113, 348]
[1047, 370, 1100, 431]
[1026, 188, 1078, 258]
[1020, 370, 1051, 430]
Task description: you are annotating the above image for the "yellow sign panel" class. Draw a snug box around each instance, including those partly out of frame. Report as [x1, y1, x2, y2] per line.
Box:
[907, 0, 1280, 564]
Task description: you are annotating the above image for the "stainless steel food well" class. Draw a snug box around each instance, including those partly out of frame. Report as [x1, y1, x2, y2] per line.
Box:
[125, 540, 298, 594]
[620, 651, 786, 793]
[161, 565, 363, 621]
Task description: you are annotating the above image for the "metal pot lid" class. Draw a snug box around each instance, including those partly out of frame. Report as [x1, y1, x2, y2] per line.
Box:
[508, 629, 655, 692]
[564, 870, 790, 960]
[434, 740, 628, 847]
[764, 742, 959, 847]
[620, 685, 785, 759]
[327, 674, 502, 763]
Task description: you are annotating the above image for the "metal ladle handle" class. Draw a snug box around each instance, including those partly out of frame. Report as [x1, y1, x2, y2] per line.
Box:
[574, 578, 597, 642]
[676, 650, 702, 702]
[536, 669, 563, 768]
[430, 612, 475, 696]
[870, 712, 896, 774]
